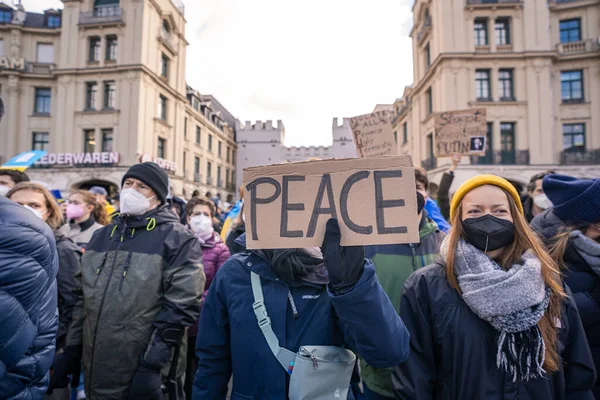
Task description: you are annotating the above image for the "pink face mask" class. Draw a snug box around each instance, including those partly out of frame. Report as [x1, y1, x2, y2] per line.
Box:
[66, 203, 86, 220]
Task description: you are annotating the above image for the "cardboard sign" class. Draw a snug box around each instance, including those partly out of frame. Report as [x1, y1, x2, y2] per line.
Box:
[243, 156, 419, 249]
[434, 108, 487, 157]
[350, 108, 398, 158]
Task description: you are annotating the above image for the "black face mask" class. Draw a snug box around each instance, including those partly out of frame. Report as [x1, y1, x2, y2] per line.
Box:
[462, 214, 515, 252]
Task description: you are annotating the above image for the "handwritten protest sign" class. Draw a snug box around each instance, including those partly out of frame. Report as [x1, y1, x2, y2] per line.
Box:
[243, 156, 419, 249]
[434, 108, 487, 157]
[350, 108, 398, 158]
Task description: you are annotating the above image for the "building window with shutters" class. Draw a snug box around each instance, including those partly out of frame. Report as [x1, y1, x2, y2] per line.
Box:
[157, 138, 166, 159]
[561, 70, 583, 104]
[475, 69, 491, 101]
[84, 129, 96, 153]
[101, 129, 113, 152]
[498, 69, 514, 101]
[103, 81, 115, 109]
[89, 37, 101, 62]
[34, 88, 51, 114]
[32, 132, 49, 151]
[106, 35, 118, 61]
[495, 18, 510, 45]
[474, 18, 488, 46]
[85, 82, 97, 110]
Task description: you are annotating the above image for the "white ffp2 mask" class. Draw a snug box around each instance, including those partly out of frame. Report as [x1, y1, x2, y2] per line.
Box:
[120, 188, 155, 216]
[533, 194, 552, 210]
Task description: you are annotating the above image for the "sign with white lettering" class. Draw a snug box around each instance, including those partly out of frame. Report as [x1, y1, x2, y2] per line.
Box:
[37, 152, 120, 166]
[0, 57, 25, 71]
[243, 155, 419, 249]
[138, 153, 177, 172]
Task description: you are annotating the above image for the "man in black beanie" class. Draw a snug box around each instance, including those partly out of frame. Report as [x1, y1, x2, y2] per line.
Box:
[49, 162, 206, 400]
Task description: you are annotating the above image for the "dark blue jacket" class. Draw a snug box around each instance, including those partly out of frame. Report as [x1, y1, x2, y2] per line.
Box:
[0, 196, 59, 399]
[532, 209, 600, 398]
[193, 240, 410, 400]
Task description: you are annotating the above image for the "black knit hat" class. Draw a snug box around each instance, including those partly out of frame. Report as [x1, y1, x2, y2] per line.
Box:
[122, 162, 169, 203]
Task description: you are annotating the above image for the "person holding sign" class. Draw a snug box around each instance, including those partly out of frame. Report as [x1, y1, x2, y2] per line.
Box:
[392, 175, 595, 399]
[193, 216, 410, 399]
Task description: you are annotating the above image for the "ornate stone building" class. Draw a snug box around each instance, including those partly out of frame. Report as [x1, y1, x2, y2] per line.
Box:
[394, 0, 600, 191]
[0, 0, 237, 199]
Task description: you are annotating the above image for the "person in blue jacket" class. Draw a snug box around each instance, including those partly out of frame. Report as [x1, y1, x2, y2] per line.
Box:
[0, 194, 59, 398]
[193, 219, 410, 399]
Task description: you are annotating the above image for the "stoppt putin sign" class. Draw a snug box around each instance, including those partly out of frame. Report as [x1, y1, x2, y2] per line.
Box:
[434, 108, 487, 157]
[243, 156, 419, 249]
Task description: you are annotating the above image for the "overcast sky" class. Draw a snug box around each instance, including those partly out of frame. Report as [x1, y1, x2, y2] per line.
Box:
[24, 0, 414, 146]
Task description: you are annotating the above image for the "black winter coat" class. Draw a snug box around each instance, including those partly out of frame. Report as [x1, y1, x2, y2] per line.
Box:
[393, 263, 596, 400]
[55, 233, 81, 350]
[532, 209, 600, 398]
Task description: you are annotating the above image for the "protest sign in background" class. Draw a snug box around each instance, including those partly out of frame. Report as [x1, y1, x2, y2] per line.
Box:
[350, 108, 398, 158]
[434, 108, 487, 157]
[243, 155, 419, 249]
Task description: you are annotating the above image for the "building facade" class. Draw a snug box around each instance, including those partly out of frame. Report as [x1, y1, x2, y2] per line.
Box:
[235, 118, 357, 190]
[394, 0, 600, 191]
[0, 0, 237, 200]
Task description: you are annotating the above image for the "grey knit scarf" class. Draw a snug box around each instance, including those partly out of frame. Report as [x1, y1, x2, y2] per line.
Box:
[441, 239, 551, 381]
[570, 230, 600, 277]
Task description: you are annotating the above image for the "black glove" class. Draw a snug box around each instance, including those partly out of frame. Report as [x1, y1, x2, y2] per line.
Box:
[321, 218, 365, 295]
[129, 360, 163, 400]
[47, 345, 82, 394]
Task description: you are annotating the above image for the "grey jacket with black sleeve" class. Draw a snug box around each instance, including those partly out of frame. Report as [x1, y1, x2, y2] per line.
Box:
[66, 205, 205, 400]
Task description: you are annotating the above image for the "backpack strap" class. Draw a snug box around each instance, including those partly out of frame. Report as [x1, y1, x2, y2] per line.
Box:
[250, 272, 297, 374]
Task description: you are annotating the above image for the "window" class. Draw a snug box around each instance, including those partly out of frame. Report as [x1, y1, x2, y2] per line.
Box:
[495, 18, 510, 45]
[34, 88, 51, 114]
[217, 166, 222, 187]
[561, 70, 583, 103]
[36, 43, 54, 63]
[183, 117, 188, 139]
[101, 129, 113, 152]
[161, 20, 170, 39]
[161, 53, 169, 78]
[498, 69, 514, 100]
[218, 141, 222, 157]
[232, 150, 236, 164]
[158, 94, 167, 120]
[207, 161, 212, 184]
[85, 82, 97, 110]
[195, 126, 201, 144]
[47, 15, 60, 28]
[103, 81, 115, 109]
[563, 123, 585, 152]
[426, 87, 433, 115]
[475, 69, 491, 101]
[474, 18, 488, 46]
[32, 132, 49, 151]
[402, 122, 408, 144]
[226, 169, 230, 187]
[226, 147, 230, 162]
[106, 35, 117, 61]
[0, 40, 3, 56]
[208, 134, 213, 151]
[157, 138, 166, 159]
[89, 37, 101, 62]
[424, 43, 431, 68]
[84, 129, 96, 153]
[194, 156, 200, 181]
[0, 9, 12, 23]
[559, 19, 581, 43]
[479, 122, 494, 164]
[500, 122, 516, 164]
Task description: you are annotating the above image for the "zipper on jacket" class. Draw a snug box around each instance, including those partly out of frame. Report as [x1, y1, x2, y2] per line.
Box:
[88, 222, 127, 391]
[93, 252, 109, 289]
[288, 290, 299, 319]
[410, 244, 418, 272]
[118, 252, 133, 292]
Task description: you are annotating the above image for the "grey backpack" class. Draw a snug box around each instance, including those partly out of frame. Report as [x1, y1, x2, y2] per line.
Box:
[251, 272, 357, 400]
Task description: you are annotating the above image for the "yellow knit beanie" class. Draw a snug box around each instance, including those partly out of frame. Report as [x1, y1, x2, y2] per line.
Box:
[449, 174, 524, 221]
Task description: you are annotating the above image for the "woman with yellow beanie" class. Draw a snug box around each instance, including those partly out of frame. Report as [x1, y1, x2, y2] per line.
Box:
[392, 175, 595, 399]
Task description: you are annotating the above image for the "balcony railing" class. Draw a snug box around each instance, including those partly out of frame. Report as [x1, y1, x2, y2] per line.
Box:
[470, 150, 530, 165]
[416, 15, 432, 43]
[560, 150, 600, 165]
[557, 39, 600, 55]
[206, 176, 213, 185]
[194, 173, 201, 183]
[79, 6, 123, 25]
[26, 63, 54, 75]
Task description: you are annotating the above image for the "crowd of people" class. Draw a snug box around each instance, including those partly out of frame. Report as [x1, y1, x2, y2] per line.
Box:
[1, 157, 599, 400]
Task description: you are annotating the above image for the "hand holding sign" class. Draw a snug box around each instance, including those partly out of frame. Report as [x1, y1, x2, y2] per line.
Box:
[322, 218, 365, 295]
[243, 156, 419, 249]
